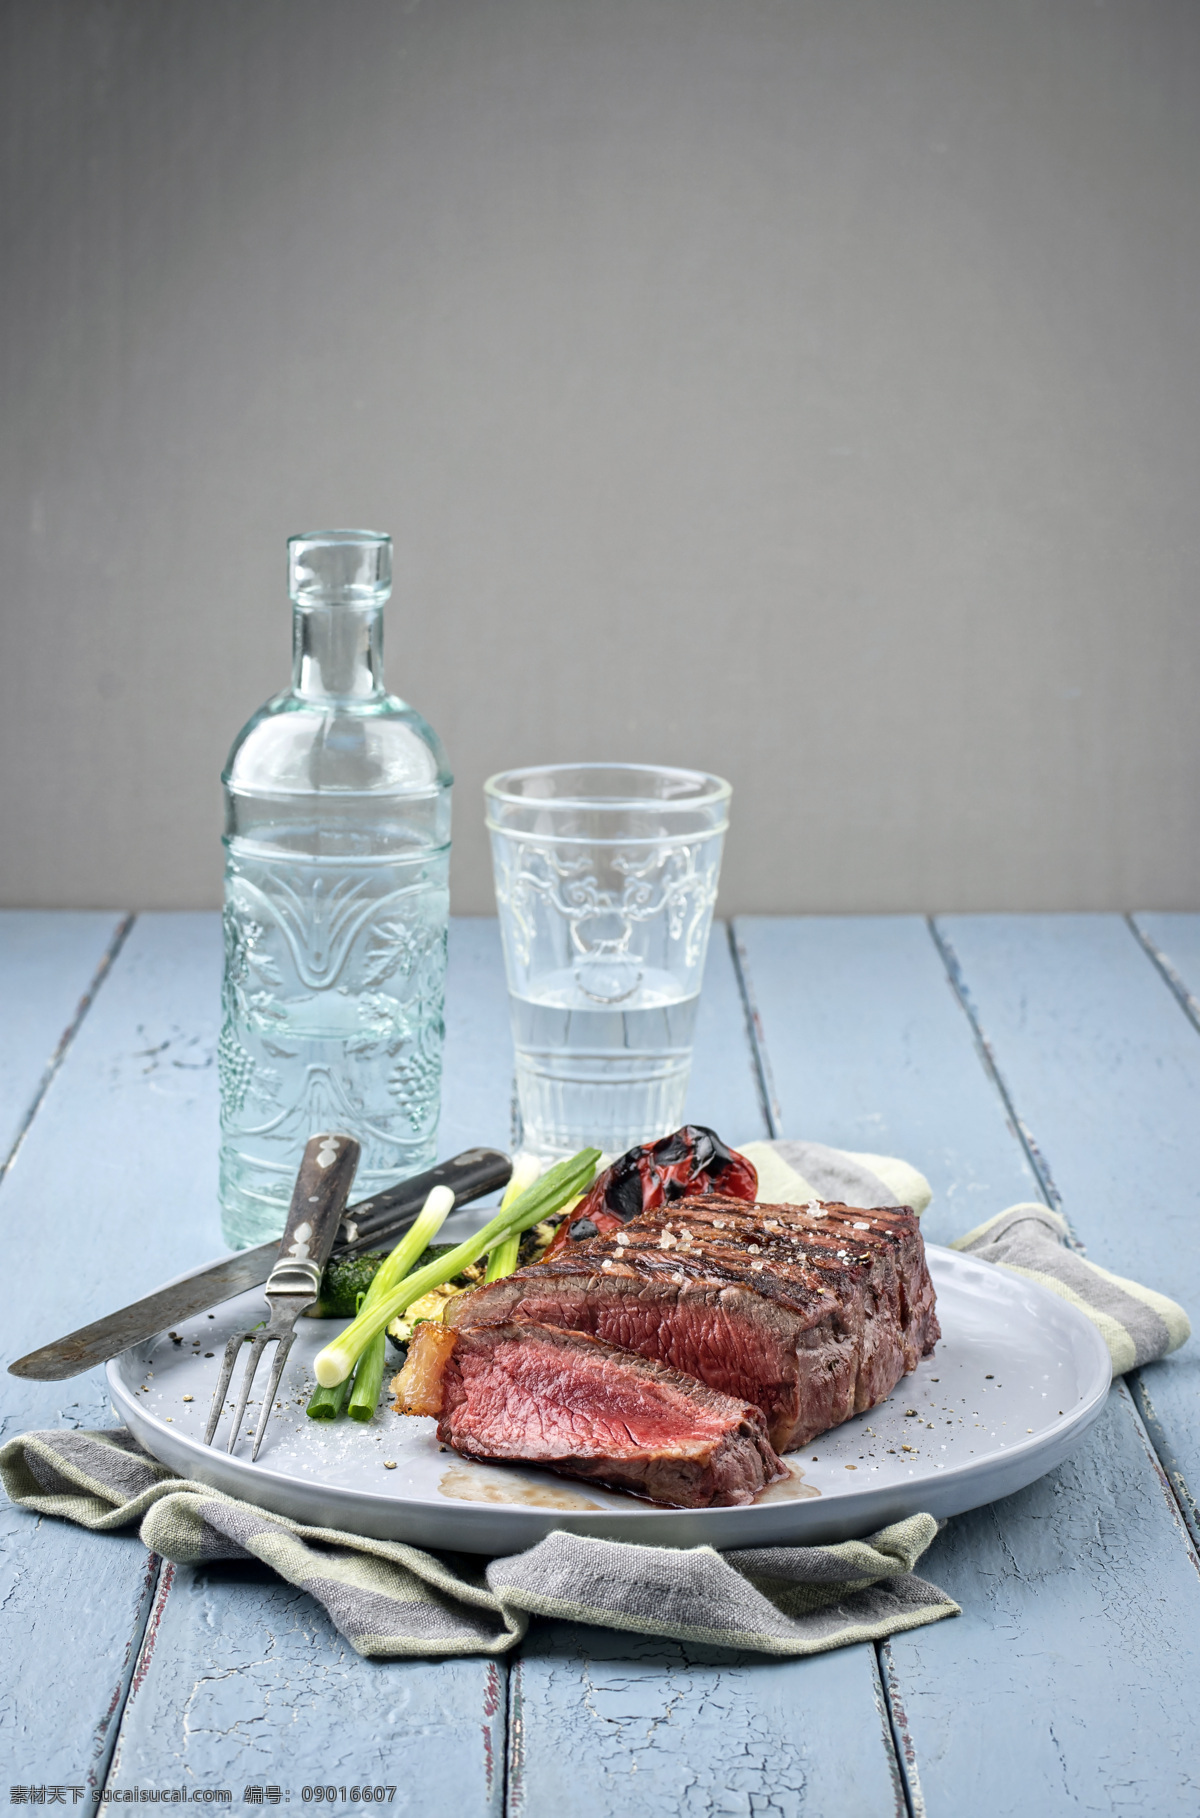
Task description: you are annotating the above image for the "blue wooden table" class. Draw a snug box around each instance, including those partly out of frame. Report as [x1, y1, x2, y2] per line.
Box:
[2, 911, 1199, 1814]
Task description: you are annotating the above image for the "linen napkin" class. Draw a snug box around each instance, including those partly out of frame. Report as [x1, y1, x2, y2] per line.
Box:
[950, 1204, 1190, 1374]
[0, 1427, 958, 1660]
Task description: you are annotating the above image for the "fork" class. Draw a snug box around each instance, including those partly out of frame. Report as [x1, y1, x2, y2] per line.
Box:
[205, 1131, 361, 1458]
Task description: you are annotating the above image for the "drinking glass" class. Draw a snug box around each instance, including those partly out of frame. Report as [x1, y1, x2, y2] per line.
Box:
[485, 763, 731, 1159]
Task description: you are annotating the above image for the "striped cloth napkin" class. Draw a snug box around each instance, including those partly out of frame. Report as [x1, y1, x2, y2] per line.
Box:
[0, 1427, 957, 1660]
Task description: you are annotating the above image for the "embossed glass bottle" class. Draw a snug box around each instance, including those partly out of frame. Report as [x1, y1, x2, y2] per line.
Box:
[219, 530, 452, 1249]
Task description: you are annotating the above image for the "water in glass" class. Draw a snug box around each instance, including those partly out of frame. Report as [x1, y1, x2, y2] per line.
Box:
[486, 764, 729, 1161]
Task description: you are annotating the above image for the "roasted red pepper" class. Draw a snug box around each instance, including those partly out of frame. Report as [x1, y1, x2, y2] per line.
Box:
[543, 1125, 758, 1259]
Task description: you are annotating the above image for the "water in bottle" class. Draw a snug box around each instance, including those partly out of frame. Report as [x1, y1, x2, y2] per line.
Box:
[219, 530, 452, 1248]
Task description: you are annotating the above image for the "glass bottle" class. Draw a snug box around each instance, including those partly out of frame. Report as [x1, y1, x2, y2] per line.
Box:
[219, 529, 452, 1249]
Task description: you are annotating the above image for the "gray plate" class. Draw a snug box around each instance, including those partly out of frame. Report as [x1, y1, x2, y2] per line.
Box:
[107, 1245, 1112, 1552]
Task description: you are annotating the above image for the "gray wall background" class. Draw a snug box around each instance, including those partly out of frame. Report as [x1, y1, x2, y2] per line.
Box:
[2, 0, 1198, 915]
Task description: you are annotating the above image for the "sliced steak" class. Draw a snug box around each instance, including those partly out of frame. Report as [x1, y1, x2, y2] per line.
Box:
[446, 1197, 939, 1451]
[393, 1319, 787, 1508]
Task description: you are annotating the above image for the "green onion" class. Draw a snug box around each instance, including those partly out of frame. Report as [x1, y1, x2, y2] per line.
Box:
[306, 1186, 454, 1421]
[483, 1229, 521, 1283]
[306, 1374, 354, 1420]
[484, 1154, 542, 1282]
[307, 1289, 371, 1420]
[313, 1148, 601, 1388]
[361, 1184, 456, 1308]
[347, 1326, 387, 1422]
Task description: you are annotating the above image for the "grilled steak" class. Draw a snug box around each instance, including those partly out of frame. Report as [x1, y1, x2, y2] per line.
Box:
[393, 1318, 787, 1508]
[446, 1197, 939, 1451]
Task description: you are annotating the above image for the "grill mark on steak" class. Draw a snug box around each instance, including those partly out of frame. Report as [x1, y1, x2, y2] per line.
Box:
[446, 1198, 940, 1451]
[401, 1319, 787, 1509]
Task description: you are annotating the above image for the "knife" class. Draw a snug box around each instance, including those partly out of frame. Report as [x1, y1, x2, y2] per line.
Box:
[8, 1146, 512, 1382]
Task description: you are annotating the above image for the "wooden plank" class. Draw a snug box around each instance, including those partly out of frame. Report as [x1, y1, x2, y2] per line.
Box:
[76, 916, 510, 1793]
[885, 1383, 1200, 1816]
[0, 914, 500, 1797]
[0, 910, 126, 1171]
[432, 917, 518, 1246]
[445, 921, 872, 1818]
[108, 1559, 506, 1810]
[94, 912, 672, 1792]
[1130, 914, 1200, 1537]
[0, 912, 225, 1790]
[4, 915, 899, 1800]
[510, 1625, 904, 1818]
[935, 914, 1200, 1509]
[441, 917, 516, 1165]
[1133, 911, 1200, 1031]
[736, 913, 1200, 1816]
[733, 915, 1039, 1245]
[684, 925, 768, 1146]
[0, 1503, 161, 1795]
[510, 923, 904, 1816]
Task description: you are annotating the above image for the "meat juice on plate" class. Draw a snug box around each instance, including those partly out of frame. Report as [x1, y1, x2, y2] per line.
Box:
[509, 963, 698, 1159]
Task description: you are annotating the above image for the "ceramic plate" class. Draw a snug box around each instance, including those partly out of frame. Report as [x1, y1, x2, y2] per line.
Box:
[108, 1245, 1112, 1552]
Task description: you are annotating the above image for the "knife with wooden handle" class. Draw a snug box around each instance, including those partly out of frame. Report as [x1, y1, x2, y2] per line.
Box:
[7, 1145, 511, 1382]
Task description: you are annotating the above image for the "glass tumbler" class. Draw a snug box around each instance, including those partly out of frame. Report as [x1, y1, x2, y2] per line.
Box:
[485, 764, 731, 1160]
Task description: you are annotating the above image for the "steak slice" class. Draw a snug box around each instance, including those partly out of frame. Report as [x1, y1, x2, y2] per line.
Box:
[392, 1319, 788, 1509]
[445, 1197, 939, 1451]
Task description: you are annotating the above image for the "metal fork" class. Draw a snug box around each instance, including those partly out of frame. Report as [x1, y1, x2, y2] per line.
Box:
[205, 1131, 361, 1459]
